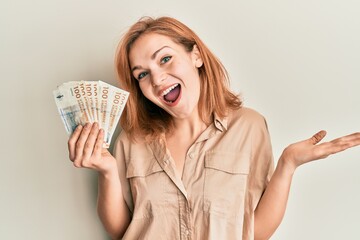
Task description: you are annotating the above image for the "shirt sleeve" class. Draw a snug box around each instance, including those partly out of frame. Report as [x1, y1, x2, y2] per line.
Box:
[242, 115, 275, 239]
[112, 130, 134, 215]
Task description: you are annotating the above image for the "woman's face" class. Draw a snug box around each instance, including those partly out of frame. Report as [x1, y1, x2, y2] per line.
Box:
[129, 33, 203, 120]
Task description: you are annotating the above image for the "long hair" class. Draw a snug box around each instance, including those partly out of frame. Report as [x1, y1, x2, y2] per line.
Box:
[115, 16, 242, 141]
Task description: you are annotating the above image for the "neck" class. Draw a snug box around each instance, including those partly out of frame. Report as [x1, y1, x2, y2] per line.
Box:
[167, 111, 208, 142]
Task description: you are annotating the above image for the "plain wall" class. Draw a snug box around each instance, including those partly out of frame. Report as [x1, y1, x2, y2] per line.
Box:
[1, 0, 359, 239]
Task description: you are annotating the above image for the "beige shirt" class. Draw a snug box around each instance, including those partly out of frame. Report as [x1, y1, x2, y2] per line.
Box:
[113, 107, 274, 240]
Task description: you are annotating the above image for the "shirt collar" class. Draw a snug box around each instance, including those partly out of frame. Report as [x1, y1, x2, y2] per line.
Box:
[213, 112, 228, 132]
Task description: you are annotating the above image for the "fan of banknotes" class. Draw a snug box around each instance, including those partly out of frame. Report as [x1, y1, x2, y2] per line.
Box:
[53, 80, 129, 148]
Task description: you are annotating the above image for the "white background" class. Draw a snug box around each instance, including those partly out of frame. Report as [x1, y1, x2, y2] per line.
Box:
[1, 0, 359, 239]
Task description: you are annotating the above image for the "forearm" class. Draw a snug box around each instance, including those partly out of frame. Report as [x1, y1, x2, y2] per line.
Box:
[97, 170, 131, 239]
[254, 157, 296, 240]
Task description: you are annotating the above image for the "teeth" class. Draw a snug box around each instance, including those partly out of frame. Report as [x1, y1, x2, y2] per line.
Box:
[161, 84, 179, 96]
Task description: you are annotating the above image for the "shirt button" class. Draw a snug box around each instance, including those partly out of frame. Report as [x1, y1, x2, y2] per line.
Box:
[164, 159, 169, 164]
[185, 229, 190, 235]
[188, 152, 194, 159]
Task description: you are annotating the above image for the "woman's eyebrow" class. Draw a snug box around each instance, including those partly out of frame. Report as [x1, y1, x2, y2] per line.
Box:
[131, 65, 141, 73]
[132, 46, 171, 73]
[151, 46, 170, 60]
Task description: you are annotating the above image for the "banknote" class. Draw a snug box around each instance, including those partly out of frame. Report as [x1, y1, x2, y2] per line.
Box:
[53, 80, 129, 148]
[107, 85, 128, 145]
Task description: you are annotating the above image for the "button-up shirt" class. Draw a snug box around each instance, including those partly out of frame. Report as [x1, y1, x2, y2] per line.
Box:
[113, 107, 274, 240]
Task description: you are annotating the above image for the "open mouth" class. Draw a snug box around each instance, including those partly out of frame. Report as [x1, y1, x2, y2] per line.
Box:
[162, 83, 181, 104]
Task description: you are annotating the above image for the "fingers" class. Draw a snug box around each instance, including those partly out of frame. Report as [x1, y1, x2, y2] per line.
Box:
[68, 125, 83, 161]
[310, 130, 327, 145]
[72, 123, 92, 167]
[339, 132, 360, 146]
[82, 123, 100, 161]
[314, 132, 360, 158]
[282, 131, 359, 167]
[328, 132, 360, 153]
[93, 129, 105, 159]
[68, 123, 105, 168]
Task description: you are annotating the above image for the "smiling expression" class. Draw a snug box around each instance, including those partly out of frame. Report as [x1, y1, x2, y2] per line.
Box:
[129, 33, 203, 120]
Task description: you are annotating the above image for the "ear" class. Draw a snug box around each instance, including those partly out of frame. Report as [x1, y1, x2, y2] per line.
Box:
[191, 45, 203, 68]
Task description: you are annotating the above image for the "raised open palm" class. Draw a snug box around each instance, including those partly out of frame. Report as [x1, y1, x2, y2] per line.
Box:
[281, 130, 360, 170]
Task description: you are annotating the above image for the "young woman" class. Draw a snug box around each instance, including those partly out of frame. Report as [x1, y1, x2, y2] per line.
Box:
[67, 16, 360, 240]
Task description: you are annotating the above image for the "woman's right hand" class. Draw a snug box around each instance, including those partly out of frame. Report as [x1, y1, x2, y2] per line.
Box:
[68, 122, 117, 175]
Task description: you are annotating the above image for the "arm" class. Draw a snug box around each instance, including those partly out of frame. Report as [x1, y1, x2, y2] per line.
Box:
[68, 123, 131, 239]
[97, 166, 131, 239]
[254, 131, 360, 240]
[253, 154, 295, 240]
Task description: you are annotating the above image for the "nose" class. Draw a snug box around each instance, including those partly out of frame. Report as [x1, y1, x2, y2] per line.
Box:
[151, 70, 166, 87]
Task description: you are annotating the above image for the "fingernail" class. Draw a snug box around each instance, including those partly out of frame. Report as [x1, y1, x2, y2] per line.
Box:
[84, 123, 91, 129]
[93, 122, 98, 128]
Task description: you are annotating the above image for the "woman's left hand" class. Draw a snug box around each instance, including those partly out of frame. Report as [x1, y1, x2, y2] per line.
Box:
[281, 130, 360, 171]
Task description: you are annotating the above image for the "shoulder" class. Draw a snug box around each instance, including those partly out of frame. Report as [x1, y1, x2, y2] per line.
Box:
[113, 129, 155, 161]
[113, 130, 147, 149]
[113, 129, 129, 149]
[112, 130, 129, 159]
[226, 107, 268, 129]
[216, 107, 270, 147]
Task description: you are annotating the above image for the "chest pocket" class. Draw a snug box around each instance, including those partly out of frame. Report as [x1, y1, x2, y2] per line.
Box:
[203, 151, 250, 219]
[126, 158, 175, 219]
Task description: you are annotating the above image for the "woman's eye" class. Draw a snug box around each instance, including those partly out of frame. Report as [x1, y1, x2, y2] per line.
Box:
[137, 72, 148, 81]
[160, 56, 172, 64]
[137, 72, 148, 80]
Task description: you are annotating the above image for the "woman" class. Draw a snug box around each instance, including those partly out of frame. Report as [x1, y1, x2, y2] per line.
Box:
[67, 16, 360, 240]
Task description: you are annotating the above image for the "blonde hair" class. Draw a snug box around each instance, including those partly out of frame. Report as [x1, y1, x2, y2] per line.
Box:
[115, 16, 241, 141]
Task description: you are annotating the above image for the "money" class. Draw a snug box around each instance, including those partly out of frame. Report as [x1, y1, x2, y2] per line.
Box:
[53, 80, 129, 148]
